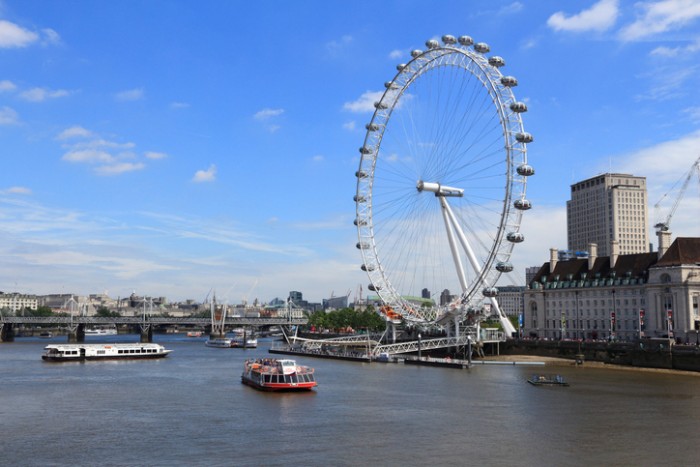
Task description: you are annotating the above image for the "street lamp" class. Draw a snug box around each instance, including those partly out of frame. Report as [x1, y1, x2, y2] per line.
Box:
[575, 290, 580, 341]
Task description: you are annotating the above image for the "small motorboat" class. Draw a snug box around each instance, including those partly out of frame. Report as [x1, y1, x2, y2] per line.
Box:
[527, 374, 569, 386]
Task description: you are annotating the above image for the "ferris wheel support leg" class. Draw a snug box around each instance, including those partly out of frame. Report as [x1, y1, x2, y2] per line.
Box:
[440, 197, 469, 293]
[442, 198, 483, 278]
[490, 297, 516, 337]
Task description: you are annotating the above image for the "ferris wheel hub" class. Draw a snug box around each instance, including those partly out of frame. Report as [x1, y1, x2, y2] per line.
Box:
[416, 180, 464, 197]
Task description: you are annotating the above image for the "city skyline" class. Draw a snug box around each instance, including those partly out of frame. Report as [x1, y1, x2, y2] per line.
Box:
[1, 1, 700, 303]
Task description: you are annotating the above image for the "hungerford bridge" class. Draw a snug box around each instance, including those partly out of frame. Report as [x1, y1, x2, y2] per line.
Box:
[0, 315, 306, 344]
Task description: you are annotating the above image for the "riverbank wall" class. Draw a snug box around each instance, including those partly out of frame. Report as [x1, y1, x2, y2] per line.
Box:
[498, 339, 700, 372]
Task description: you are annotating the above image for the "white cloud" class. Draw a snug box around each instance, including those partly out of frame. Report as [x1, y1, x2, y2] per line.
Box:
[144, 151, 167, 160]
[62, 149, 115, 164]
[388, 49, 404, 60]
[326, 35, 353, 56]
[56, 125, 93, 140]
[0, 19, 39, 48]
[343, 90, 384, 113]
[0, 80, 17, 92]
[20, 87, 70, 102]
[650, 38, 700, 57]
[115, 88, 144, 102]
[193, 164, 216, 183]
[170, 101, 189, 109]
[0, 106, 19, 125]
[499, 2, 524, 15]
[95, 162, 146, 176]
[41, 28, 61, 45]
[2, 186, 32, 195]
[253, 108, 284, 120]
[620, 0, 700, 41]
[547, 0, 619, 33]
[312, 155, 324, 163]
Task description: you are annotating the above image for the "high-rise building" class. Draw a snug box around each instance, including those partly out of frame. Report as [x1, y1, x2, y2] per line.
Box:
[567, 173, 649, 257]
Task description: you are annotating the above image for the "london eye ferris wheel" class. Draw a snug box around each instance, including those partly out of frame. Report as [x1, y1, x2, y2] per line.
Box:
[354, 35, 534, 333]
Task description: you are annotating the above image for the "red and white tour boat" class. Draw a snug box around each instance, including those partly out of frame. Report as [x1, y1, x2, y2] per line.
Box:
[241, 358, 317, 391]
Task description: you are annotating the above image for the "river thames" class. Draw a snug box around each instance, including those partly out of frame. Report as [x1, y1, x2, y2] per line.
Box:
[3, 334, 700, 466]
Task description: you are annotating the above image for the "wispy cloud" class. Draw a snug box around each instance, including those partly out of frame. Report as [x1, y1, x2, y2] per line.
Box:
[0, 80, 17, 92]
[144, 151, 167, 160]
[650, 38, 700, 57]
[253, 108, 284, 132]
[57, 126, 162, 176]
[1, 186, 32, 195]
[388, 49, 404, 60]
[115, 88, 145, 102]
[254, 108, 284, 120]
[56, 125, 94, 140]
[619, 0, 700, 42]
[342, 121, 356, 131]
[547, 0, 619, 33]
[192, 164, 216, 183]
[325, 35, 353, 56]
[170, 101, 189, 109]
[20, 87, 71, 102]
[0, 106, 19, 125]
[343, 90, 384, 113]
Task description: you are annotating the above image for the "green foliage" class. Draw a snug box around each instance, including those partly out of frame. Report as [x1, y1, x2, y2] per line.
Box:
[307, 306, 385, 332]
[95, 306, 121, 318]
[17, 306, 54, 317]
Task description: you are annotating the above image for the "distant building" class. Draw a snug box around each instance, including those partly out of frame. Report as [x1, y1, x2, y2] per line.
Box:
[523, 234, 700, 342]
[567, 173, 649, 257]
[0, 292, 38, 314]
[421, 288, 431, 299]
[323, 295, 348, 310]
[496, 286, 525, 317]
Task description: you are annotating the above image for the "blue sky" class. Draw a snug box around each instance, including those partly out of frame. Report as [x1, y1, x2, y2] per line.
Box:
[1, 0, 699, 304]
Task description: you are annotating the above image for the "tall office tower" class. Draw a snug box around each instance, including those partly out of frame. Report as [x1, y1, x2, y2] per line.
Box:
[567, 173, 649, 257]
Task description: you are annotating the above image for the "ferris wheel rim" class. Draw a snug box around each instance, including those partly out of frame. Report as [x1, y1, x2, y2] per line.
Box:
[355, 35, 532, 324]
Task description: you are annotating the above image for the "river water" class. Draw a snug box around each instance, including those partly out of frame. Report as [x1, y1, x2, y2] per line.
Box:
[3, 334, 700, 466]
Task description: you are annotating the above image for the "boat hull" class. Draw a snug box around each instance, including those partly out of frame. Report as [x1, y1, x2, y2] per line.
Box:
[42, 343, 172, 362]
[241, 374, 317, 392]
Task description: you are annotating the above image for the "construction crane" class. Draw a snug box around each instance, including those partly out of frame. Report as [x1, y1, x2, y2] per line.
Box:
[654, 155, 700, 232]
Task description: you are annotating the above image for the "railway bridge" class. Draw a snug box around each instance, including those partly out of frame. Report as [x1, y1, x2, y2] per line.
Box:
[0, 316, 307, 343]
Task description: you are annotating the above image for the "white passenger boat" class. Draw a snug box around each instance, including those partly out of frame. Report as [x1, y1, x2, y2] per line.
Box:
[205, 337, 232, 348]
[84, 326, 118, 336]
[241, 358, 317, 391]
[42, 343, 172, 362]
[232, 335, 258, 348]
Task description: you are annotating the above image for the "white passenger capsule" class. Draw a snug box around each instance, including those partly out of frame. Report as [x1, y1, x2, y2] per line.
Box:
[355, 170, 368, 179]
[374, 101, 389, 110]
[354, 195, 366, 203]
[368, 283, 382, 291]
[359, 146, 373, 154]
[365, 123, 380, 131]
[488, 56, 505, 67]
[411, 49, 422, 58]
[442, 35, 456, 45]
[384, 81, 399, 89]
[474, 42, 490, 53]
[514, 199, 532, 210]
[496, 262, 514, 273]
[361, 264, 376, 272]
[501, 76, 518, 87]
[458, 36, 473, 46]
[396, 63, 407, 72]
[510, 102, 528, 113]
[354, 218, 368, 226]
[425, 39, 439, 49]
[517, 164, 535, 176]
[507, 232, 525, 243]
[515, 132, 533, 143]
[356, 242, 370, 250]
[482, 287, 499, 297]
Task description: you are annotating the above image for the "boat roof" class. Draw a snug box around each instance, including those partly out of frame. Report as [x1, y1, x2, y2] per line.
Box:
[44, 343, 164, 350]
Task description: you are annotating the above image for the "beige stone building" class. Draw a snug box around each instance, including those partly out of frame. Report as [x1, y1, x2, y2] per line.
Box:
[523, 234, 700, 343]
[567, 173, 649, 257]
